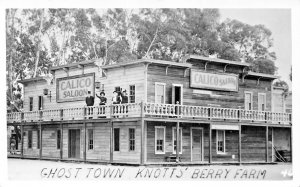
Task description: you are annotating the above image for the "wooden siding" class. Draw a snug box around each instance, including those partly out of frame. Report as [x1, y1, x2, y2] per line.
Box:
[147, 64, 272, 111]
[112, 121, 141, 164]
[22, 63, 145, 111]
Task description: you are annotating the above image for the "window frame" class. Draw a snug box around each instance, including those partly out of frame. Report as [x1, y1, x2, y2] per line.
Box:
[128, 128, 135, 151]
[57, 129, 61, 150]
[28, 130, 32, 149]
[129, 85, 136, 103]
[113, 128, 120, 152]
[172, 127, 183, 154]
[258, 93, 266, 111]
[29, 97, 33, 111]
[87, 129, 94, 150]
[216, 130, 226, 154]
[244, 91, 253, 110]
[155, 82, 166, 104]
[38, 96, 43, 110]
[154, 126, 166, 154]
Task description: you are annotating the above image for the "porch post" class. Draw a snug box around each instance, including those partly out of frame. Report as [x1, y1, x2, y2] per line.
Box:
[60, 122, 63, 160]
[176, 121, 180, 162]
[140, 101, 145, 165]
[20, 122, 24, 157]
[265, 126, 269, 163]
[290, 127, 292, 162]
[83, 122, 86, 162]
[238, 124, 242, 164]
[209, 123, 212, 164]
[39, 123, 42, 159]
[141, 119, 145, 165]
[110, 121, 113, 163]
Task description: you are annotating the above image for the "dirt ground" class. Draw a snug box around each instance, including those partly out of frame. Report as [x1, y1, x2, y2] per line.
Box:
[7, 158, 292, 180]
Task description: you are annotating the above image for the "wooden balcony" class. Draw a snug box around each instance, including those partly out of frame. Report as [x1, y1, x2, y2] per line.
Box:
[7, 102, 292, 125]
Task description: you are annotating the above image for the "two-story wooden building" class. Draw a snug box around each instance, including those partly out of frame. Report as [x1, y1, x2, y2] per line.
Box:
[7, 55, 292, 164]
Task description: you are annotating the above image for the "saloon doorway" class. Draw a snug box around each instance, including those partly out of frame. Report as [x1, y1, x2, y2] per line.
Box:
[191, 127, 203, 162]
[68, 129, 81, 159]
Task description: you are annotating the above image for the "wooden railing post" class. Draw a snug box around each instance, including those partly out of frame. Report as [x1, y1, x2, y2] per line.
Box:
[84, 106, 87, 119]
[238, 106, 241, 122]
[208, 106, 212, 120]
[289, 113, 292, 124]
[39, 110, 43, 121]
[60, 109, 63, 120]
[20, 122, 24, 158]
[141, 101, 144, 117]
[264, 111, 268, 123]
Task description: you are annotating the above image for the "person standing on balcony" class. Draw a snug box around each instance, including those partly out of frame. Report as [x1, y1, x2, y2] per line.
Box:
[121, 90, 129, 115]
[96, 91, 107, 105]
[96, 91, 107, 116]
[85, 91, 94, 117]
[86, 91, 95, 106]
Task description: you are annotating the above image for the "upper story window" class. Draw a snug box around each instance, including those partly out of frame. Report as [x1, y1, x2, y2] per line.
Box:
[129, 85, 135, 103]
[29, 97, 33, 111]
[155, 82, 166, 104]
[258, 93, 266, 111]
[38, 96, 43, 110]
[244, 92, 253, 110]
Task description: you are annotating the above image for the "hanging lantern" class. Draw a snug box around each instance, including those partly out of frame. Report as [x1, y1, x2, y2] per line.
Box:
[43, 88, 49, 95]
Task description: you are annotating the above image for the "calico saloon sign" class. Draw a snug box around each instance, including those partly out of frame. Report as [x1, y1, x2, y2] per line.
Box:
[190, 69, 238, 91]
[56, 73, 95, 102]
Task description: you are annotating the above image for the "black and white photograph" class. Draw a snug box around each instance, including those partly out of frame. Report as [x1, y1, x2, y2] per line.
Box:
[1, 0, 300, 186]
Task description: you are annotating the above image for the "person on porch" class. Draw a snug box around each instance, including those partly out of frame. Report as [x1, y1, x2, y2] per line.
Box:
[85, 91, 94, 118]
[96, 91, 107, 116]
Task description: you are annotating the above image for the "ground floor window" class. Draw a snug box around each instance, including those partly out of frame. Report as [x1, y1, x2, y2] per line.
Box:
[114, 128, 120, 151]
[28, 131, 32, 149]
[155, 126, 165, 154]
[216, 130, 225, 154]
[88, 129, 94, 150]
[172, 127, 182, 154]
[57, 130, 61, 149]
[129, 128, 135, 151]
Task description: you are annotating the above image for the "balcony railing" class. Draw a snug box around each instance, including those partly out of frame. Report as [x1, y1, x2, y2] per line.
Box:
[7, 102, 292, 125]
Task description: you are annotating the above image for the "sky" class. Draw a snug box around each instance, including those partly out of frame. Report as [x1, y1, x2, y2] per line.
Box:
[219, 9, 292, 87]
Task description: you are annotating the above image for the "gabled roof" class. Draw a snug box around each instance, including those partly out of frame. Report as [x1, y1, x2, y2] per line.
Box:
[102, 58, 192, 69]
[185, 55, 250, 67]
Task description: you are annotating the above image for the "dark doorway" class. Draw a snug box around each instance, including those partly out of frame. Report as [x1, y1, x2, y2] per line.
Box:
[68, 129, 80, 158]
[175, 86, 181, 104]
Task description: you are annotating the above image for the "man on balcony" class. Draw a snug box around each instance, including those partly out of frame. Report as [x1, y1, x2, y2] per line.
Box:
[86, 91, 95, 118]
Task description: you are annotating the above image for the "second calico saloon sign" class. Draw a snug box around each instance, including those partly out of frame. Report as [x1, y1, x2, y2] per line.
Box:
[56, 73, 95, 102]
[190, 69, 238, 91]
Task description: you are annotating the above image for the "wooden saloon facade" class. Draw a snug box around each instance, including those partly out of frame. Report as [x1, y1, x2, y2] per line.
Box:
[7, 55, 292, 165]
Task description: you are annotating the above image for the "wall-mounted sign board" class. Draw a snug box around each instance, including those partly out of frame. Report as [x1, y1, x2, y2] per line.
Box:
[190, 69, 238, 92]
[56, 73, 95, 102]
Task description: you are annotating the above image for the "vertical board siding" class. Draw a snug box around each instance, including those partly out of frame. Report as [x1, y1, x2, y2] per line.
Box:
[147, 65, 272, 111]
[22, 64, 145, 111]
[112, 121, 141, 164]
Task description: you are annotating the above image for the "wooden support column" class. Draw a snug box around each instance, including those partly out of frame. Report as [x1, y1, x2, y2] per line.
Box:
[176, 122, 180, 162]
[238, 124, 242, 164]
[141, 119, 145, 165]
[20, 123, 24, 157]
[209, 123, 212, 163]
[83, 122, 86, 162]
[290, 127, 292, 163]
[60, 122, 63, 160]
[39, 123, 42, 159]
[265, 126, 269, 163]
[110, 121, 113, 163]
